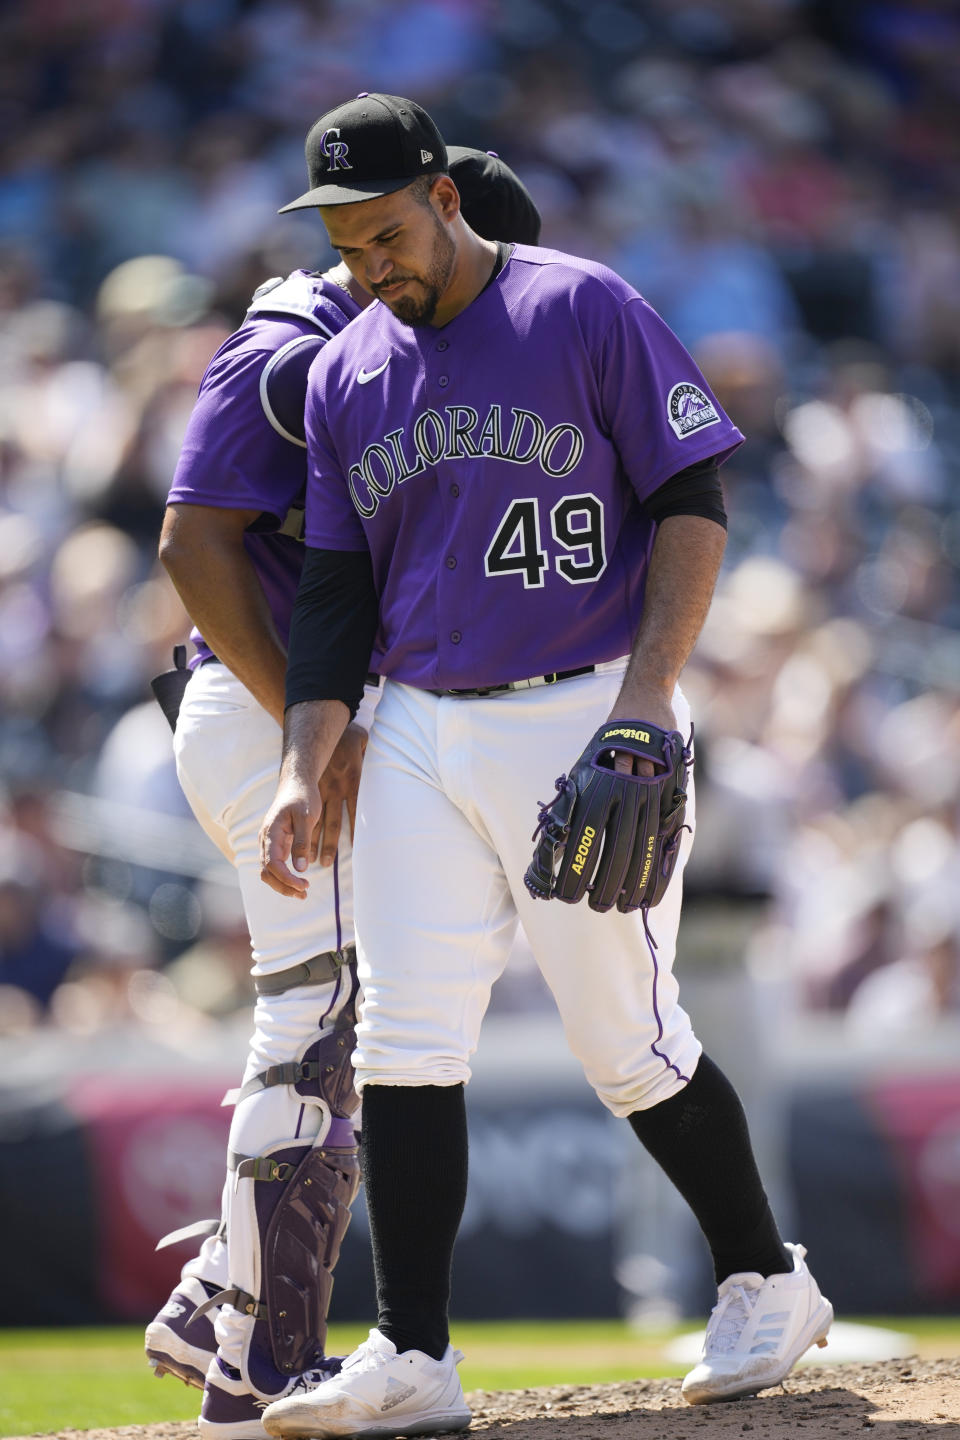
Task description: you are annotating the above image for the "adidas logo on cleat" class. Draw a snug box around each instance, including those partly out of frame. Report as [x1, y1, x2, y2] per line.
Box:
[381, 1376, 418, 1411]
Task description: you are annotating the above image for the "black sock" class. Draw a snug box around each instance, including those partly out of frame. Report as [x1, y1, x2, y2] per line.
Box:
[627, 1054, 791, 1284]
[361, 1083, 468, 1361]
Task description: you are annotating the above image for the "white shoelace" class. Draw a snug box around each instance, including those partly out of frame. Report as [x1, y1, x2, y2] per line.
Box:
[342, 1334, 395, 1374]
[705, 1283, 759, 1355]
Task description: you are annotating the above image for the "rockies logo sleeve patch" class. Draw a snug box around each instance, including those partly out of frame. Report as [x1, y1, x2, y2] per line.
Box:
[667, 382, 720, 438]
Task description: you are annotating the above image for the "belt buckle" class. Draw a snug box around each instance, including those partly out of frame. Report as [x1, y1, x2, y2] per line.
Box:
[542, 672, 558, 685]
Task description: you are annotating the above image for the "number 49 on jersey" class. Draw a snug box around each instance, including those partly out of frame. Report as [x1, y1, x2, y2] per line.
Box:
[484, 494, 607, 589]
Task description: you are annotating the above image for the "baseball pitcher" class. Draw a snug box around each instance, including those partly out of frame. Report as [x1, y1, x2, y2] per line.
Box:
[258, 92, 833, 1438]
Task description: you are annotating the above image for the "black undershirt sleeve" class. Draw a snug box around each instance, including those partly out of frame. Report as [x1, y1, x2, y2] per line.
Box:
[285, 547, 379, 720]
[640, 455, 728, 529]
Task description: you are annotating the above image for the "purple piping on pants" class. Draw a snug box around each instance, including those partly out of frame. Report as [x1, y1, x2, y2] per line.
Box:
[333, 852, 342, 952]
[643, 909, 690, 1086]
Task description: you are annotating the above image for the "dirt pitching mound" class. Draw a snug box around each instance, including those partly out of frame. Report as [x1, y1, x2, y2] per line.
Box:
[12, 1357, 960, 1440]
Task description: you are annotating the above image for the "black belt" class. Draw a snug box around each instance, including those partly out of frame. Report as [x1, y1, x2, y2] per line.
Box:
[429, 665, 595, 699]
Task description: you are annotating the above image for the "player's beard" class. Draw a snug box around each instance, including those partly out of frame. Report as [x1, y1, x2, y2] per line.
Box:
[374, 215, 456, 327]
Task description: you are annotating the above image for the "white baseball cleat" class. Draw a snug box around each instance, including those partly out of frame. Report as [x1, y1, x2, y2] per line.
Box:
[681, 1242, 833, 1405]
[260, 1328, 471, 1439]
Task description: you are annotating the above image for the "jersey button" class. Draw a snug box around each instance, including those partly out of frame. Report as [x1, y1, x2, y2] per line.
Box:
[438, 375, 449, 387]
[437, 340, 449, 351]
[450, 630, 462, 644]
[450, 483, 460, 497]
[445, 555, 457, 569]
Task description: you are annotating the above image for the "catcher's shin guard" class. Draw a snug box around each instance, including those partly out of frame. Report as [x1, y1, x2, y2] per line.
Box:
[198, 1002, 361, 1400]
[216, 1126, 360, 1399]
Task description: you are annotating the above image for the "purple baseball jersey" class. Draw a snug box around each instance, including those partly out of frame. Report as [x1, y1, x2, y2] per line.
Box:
[303, 246, 744, 691]
[167, 270, 362, 663]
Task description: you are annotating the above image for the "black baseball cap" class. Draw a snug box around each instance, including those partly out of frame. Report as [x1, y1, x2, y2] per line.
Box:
[447, 146, 541, 245]
[279, 93, 447, 211]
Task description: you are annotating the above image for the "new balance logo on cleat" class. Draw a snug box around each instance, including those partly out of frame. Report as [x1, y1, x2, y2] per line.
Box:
[381, 1376, 418, 1411]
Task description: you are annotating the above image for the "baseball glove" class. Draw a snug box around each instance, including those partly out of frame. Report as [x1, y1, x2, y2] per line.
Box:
[524, 721, 692, 914]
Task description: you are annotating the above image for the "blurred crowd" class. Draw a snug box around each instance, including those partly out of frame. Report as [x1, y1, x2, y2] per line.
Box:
[1, 0, 959, 1043]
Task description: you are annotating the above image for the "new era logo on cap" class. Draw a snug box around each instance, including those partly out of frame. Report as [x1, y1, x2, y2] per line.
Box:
[279, 93, 448, 212]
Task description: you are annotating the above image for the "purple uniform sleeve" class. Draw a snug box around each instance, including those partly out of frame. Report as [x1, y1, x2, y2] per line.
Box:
[168, 342, 309, 524]
[303, 362, 369, 551]
[597, 298, 743, 503]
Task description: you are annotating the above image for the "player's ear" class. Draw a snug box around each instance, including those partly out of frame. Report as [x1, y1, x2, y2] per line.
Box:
[431, 174, 460, 225]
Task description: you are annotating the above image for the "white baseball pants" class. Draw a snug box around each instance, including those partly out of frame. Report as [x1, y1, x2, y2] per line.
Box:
[175, 660, 369, 977]
[352, 663, 701, 1117]
[171, 662, 375, 1370]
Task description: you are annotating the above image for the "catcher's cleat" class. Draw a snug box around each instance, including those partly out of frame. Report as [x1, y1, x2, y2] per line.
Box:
[261, 1328, 471, 1439]
[681, 1242, 833, 1405]
[201, 1356, 345, 1440]
[145, 1276, 221, 1388]
[200, 1357, 272, 1440]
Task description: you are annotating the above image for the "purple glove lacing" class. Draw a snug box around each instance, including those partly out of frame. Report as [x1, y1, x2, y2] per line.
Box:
[660, 824, 692, 877]
[653, 726, 694, 878]
[531, 774, 573, 842]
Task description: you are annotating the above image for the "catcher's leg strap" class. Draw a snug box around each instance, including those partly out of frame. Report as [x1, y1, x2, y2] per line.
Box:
[192, 1284, 263, 1322]
[222, 998, 359, 1115]
[156, 1216, 224, 1251]
[252, 945, 356, 998]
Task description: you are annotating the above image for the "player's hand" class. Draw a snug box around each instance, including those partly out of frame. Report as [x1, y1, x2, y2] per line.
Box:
[317, 723, 368, 866]
[606, 687, 676, 777]
[259, 779, 324, 899]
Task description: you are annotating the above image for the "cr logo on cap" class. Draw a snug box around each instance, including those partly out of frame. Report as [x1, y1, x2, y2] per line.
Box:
[320, 128, 352, 172]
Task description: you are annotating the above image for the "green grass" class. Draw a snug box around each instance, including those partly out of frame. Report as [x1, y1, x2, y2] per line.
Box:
[1, 1318, 959, 1436]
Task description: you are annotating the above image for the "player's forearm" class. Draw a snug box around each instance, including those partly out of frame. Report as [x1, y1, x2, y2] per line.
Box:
[611, 514, 726, 724]
[279, 699, 351, 789]
[160, 519, 288, 726]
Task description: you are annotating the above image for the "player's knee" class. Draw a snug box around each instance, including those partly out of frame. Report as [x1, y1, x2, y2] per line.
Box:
[354, 1054, 473, 1089]
[588, 1054, 695, 1118]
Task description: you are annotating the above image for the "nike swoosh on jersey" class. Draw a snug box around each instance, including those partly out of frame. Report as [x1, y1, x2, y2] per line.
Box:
[357, 359, 390, 384]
